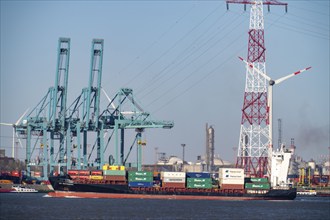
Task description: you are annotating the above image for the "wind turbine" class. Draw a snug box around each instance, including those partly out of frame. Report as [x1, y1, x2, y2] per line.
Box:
[0, 108, 29, 158]
[238, 56, 312, 149]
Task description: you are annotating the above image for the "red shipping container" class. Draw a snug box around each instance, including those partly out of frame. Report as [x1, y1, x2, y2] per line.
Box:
[68, 170, 79, 175]
[34, 172, 41, 177]
[76, 175, 90, 180]
[91, 170, 103, 176]
[78, 170, 90, 176]
[11, 171, 20, 177]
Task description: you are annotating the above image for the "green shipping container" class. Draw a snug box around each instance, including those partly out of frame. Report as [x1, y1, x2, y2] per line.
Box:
[247, 178, 268, 183]
[128, 176, 153, 182]
[103, 170, 126, 176]
[187, 182, 212, 189]
[245, 183, 270, 189]
[187, 178, 212, 184]
[128, 171, 153, 177]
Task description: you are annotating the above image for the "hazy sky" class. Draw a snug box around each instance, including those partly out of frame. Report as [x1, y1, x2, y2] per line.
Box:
[1, 1, 329, 165]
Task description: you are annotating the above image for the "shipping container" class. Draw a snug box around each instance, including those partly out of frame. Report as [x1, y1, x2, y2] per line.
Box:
[187, 178, 212, 184]
[90, 175, 103, 180]
[108, 165, 125, 171]
[187, 182, 212, 189]
[78, 170, 90, 176]
[11, 171, 20, 177]
[220, 183, 244, 190]
[128, 171, 153, 177]
[68, 170, 79, 175]
[245, 183, 270, 189]
[219, 168, 244, 175]
[71, 175, 90, 180]
[128, 182, 153, 187]
[128, 176, 153, 182]
[103, 170, 126, 176]
[161, 172, 186, 178]
[103, 175, 127, 181]
[162, 177, 186, 183]
[162, 182, 186, 188]
[91, 170, 103, 176]
[34, 172, 41, 177]
[219, 178, 244, 185]
[102, 164, 109, 171]
[219, 173, 244, 179]
[245, 177, 268, 183]
[186, 172, 211, 178]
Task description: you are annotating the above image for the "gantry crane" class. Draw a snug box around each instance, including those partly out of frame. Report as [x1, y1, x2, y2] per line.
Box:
[15, 38, 71, 179]
[67, 39, 104, 170]
[100, 88, 174, 171]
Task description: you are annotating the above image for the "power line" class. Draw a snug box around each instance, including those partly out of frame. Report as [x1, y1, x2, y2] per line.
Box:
[112, 3, 197, 81]
[123, 2, 224, 88]
[135, 10, 236, 98]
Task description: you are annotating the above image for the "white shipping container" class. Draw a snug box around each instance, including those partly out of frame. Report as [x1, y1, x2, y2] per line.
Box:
[219, 178, 245, 185]
[163, 177, 186, 183]
[220, 173, 244, 179]
[161, 172, 186, 178]
[219, 168, 244, 175]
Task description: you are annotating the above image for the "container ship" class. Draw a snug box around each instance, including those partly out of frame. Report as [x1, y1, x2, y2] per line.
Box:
[48, 166, 297, 200]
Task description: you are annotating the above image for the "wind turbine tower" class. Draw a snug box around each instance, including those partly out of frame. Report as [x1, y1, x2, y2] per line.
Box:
[226, 0, 287, 177]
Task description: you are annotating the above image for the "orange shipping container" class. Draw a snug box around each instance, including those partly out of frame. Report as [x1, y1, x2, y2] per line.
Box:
[103, 175, 127, 181]
[161, 182, 185, 188]
[220, 184, 244, 190]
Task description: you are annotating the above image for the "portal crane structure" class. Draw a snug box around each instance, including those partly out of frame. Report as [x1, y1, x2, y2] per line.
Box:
[100, 88, 174, 171]
[66, 39, 104, 170]
[226, 0, 287, 177]
[12, 38, 173, 178]
[15, 38, 71, 180]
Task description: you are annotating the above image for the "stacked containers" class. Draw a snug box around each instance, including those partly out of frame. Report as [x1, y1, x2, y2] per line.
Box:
[128, 171, 154, 187]
[90, 170, 103, 180]
[219, 168, 244, 190]
[103, 165, 126, 181]
[244, 177, 270, 190]
[186, 172, 212, 189]
[161, 172, 186, 188]
[68, 170, 90, 180]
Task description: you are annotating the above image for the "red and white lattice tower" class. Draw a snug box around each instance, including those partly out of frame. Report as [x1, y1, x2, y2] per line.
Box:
[226, 0, 287, 177]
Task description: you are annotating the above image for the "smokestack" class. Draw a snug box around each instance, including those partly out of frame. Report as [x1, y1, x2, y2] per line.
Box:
[206, 123, 215, 172]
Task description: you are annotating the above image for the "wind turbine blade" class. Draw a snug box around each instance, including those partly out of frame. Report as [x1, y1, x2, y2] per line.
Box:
[238, 56, 271, 81]
[0, 122, 13, 126]
[102, 88, 116, 109]
[15, 108, 30, 125]
[275, 67, 312, 84]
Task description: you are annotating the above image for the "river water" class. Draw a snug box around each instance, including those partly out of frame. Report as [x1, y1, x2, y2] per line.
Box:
[0, 193, 329, 219]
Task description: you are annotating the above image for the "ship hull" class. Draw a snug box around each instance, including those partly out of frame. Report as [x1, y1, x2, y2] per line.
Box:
[49, 176, 296, 200]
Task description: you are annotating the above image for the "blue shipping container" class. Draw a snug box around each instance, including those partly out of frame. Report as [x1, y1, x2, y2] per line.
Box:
[128, 182, 153, 187]
[186, 172, 210, 178]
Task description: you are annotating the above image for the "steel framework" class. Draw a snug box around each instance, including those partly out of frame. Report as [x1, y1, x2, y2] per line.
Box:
[227, 0, 287, 177]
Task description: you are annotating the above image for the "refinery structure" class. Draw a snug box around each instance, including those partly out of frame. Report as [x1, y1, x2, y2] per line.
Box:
[0, 0, 328, 191]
